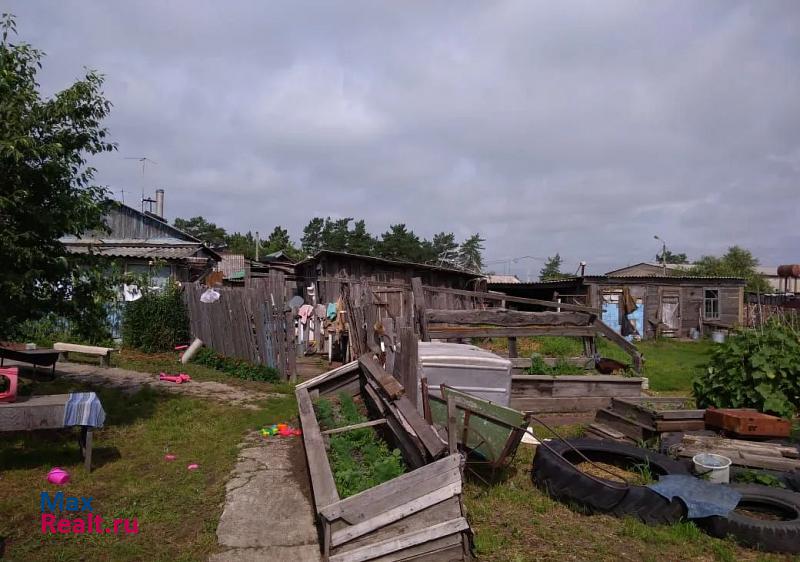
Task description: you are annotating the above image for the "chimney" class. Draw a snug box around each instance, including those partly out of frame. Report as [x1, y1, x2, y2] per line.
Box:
[155, 189, 165, 218]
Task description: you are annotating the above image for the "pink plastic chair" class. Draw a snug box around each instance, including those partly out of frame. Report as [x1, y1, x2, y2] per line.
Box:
[0, 367, 19, 403]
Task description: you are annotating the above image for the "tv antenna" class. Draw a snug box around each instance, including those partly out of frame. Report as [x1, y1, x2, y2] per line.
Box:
[124, 157, 158, 212]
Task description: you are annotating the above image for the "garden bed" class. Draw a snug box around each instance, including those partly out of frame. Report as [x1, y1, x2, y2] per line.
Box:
[296, 357, 472, 561]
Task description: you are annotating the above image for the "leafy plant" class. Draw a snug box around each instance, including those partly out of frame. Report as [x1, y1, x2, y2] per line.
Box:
[693, 321, 800, 418]
[191, 347, 280, 383]
[313, 393, 406, 498]
[122, 282, 189, 352]
[733, 469, 785, 489]
[527, 355, 585, 376]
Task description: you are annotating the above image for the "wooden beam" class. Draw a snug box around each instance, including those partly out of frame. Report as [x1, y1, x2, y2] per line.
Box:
[507, 337, 518, 358]
[328, 517, 470, 562]
[395, 326, 419, 408]
[592, 317, 643, 372]
[421, 284, 600, 314]
[425, 309, 591, 327]
[360, 354, 405, 399]
[427, 326, 598, 339]
[411, 277, 429, 341]
[330, 482, 461, 547]
[321, 419, 387, 435]
[394, 396, 447, 460]
[296, 387, 339, 510]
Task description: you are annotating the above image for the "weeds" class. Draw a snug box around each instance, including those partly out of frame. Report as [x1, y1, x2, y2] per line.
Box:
[192, 347, 280, 383]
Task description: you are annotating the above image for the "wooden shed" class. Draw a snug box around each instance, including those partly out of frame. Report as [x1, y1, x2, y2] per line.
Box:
[294, 250, 483, 308]
[488, 275, 745, 339]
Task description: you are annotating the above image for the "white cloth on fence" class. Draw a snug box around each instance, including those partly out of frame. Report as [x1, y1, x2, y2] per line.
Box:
[200, 288, 220, 303]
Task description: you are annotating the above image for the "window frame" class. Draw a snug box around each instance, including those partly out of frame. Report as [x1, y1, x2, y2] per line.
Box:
[703, 288, 720, 320]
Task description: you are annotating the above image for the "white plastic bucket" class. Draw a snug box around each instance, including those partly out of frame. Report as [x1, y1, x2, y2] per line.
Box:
[711, 331, 726, 344]
[693, 453, 732, 484]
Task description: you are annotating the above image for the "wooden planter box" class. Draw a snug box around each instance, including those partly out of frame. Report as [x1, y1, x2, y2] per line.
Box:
[296, 358, 473, 562]
[510, 374, 644, 414]
[589, 397, 706, 442]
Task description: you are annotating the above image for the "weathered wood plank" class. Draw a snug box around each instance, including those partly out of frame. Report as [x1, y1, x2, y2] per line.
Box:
[322, 419, 388, 435]
[296, 360, 360, 391]
[593, 317, 643, 372]
[394, 396, 447, 460]
[0, 394, 69, 431]
[427, 326, 598, 339]
[411, 277, 429, 341]
[509, 396, 613, 413]
[329, 517, 469, 562]
[426, 309, 591, 327]
[360, 354, 405, 399]
[395, 326, 418, 408]
[421, 284, 600, 314]
[320, 454, 461, 522]
[330, 482, 461, 547]
[296, 387, 339, 510]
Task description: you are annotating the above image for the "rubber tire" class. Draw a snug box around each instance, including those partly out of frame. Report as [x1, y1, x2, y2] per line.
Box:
[532, 438, 688, 525]
[696, 484, 800, 553]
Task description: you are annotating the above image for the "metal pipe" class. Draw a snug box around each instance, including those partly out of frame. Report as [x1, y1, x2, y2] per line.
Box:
[155, 189, 165, 218]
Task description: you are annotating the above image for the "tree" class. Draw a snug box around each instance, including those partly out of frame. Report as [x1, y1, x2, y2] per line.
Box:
[225, 231, 258, 259]
[173, 216, 227, 247]
[431, 232, 459, 266]
[458, 234, 485, 273]
[689, 246, 770, 293]
[655, 249, 689, 264]
[348, 219, 377, 256]
[301, 217, 325, 255]
[0, 14, 116, 338]
[321, 217, 352, 252]
[539, 254, 570, 281]
[379, 224, 423, 262]
[262, 225, 302, 261]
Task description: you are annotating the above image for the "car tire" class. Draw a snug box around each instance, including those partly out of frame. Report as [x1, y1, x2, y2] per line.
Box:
[532, 438, 688, 525]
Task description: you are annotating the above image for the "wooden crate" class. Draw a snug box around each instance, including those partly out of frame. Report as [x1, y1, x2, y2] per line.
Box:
[611, 397, 706, 432]
[705, 408, 791, 438]
[296, 358, 473, 562]
[510, 375, 644, 414]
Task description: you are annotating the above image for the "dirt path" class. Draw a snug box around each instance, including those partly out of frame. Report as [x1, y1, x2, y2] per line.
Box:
[34, 360, 282, 408]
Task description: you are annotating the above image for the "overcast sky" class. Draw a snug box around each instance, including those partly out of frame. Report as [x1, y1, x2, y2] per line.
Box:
[8, 1, 800, 278]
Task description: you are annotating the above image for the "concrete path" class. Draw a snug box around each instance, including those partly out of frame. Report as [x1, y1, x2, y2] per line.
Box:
[209, 432, 321, 562]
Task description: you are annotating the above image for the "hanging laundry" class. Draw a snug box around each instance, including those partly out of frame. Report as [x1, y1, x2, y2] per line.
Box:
[298, 304, 314, 325]
[327, 302, 337, 321]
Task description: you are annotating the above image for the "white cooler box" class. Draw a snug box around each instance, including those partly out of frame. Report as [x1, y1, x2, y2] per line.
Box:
[417, 342, 512, 409]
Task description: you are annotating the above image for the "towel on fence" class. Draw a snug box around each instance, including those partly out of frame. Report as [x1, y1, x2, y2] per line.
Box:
[63, 392, 106, 428]
[327, 302, 337, 321]
[298, 304, 314, 325]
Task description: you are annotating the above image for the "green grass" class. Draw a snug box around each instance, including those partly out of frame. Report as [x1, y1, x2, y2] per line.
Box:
[464, 444, 781, 562]
[0, 362, 298, 561]
[486, 336, 714, 394]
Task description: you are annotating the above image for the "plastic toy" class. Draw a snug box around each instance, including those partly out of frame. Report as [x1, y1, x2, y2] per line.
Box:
[47, 467, 70, 485]
[0, 367, 19, 403]
[187, 463, 199, 470]
[164, 454, 177, 461]
[260, 423, 302, 438]
[158, 372, 192, 384]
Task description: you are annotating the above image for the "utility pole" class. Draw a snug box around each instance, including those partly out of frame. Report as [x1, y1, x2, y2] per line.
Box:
[255, 231, 260, 262]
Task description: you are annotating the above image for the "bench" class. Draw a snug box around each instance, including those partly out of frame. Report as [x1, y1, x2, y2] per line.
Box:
[0, 393, 105, 471]
[53, 343, 115, 367]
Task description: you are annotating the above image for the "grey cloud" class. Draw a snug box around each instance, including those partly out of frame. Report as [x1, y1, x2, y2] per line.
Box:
[7, 0, 800, 275]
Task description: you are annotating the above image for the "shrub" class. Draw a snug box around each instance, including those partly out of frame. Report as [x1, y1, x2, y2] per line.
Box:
[122, 283, 189, 352]
[693, 322, 800, 418]
[192, 347, 280, 383]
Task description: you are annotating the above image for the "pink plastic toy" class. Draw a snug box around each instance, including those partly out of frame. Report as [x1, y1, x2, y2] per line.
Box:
[187, 463, 199, 470]
[0, 367, 18, 403]
[164, 454, 177, 461]
[174, 344, 189, 351]
[158, 373, 192, 384]
[47, 467, 70, 486]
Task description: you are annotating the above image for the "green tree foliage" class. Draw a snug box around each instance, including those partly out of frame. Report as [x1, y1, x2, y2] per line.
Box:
[301, 217, 325, 255]
[173, 216, 227, 247]
[0, 14, 116, 338]
[458, 233, 485, 272]
[693, 321, 800, 418]
[431, 232, 459, 266]
[689, 246, 770, 292]
[539, 254, 570, 281]
[224, 231, 259, 259]
[656, 250, 689, 264]
[379, 224, 425, 262]
[321, 217, 353, 252]
[262, 226, 302, 261]
[122, 282, 189, 352]
[347, 219, 377, 256]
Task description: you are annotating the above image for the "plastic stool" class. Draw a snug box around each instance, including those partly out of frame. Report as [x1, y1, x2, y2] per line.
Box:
[0, 366, 19, 403]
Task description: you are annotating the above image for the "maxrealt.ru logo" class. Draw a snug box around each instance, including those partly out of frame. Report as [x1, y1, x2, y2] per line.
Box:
[40, 492, 139, 535]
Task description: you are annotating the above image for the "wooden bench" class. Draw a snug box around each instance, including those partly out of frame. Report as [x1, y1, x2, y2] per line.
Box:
[54, 343, 115, 367]
[0, 394, 98, 470]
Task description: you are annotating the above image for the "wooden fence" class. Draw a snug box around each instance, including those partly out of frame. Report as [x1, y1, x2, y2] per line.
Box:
[183, 273, 296, 380]
[743, 302, 800, 330]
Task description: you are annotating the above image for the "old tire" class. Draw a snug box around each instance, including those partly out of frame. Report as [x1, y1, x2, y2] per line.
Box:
[697, 484, 800, 553]
[532, 438, 688, 525]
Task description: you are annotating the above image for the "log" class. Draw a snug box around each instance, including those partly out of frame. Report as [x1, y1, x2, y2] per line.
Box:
[425, 309, 591, 327]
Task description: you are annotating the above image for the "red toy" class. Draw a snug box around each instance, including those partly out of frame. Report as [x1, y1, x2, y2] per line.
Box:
[158, 372, 192, 384]
[0, 367, 19, 403]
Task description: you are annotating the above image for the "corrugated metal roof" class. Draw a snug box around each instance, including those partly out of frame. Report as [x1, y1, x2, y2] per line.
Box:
[64, 242, 206, 260]
[487, 274, 521, 283]
[296, 249, 482, 278]
[215, 253, 247, 278]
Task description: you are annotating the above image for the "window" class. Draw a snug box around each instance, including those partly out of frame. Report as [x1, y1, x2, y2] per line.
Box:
[704, 289, 719, 320]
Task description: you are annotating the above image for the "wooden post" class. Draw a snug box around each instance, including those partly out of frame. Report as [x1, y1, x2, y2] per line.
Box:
[411, 277, 429, 341]
[507, 337, 518, 358]
[446, 395, 458, 456]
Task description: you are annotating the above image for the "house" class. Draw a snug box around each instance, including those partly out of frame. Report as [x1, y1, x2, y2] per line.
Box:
[488, 274, 745, 339]
[294, 250, 484, 304]
[60, 195, 220, 284]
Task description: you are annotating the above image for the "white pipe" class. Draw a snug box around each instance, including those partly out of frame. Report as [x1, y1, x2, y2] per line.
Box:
[180, 338, 203, 364]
